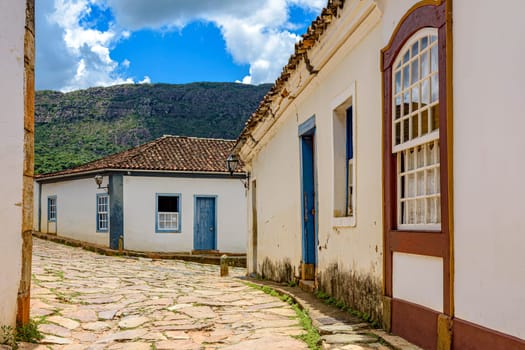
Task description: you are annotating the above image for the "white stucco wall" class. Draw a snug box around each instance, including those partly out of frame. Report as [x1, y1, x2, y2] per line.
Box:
[0, 0, 26, 327]
[453, 0, 525, 339]
[393, 253, 443, 312]
[38, 177, 109, 246]
[246, 2, 386, 283]
[250, 116, 303, 270]
[123, 176, 246, 253]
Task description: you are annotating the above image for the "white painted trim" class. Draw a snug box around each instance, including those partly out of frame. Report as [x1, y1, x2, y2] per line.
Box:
[398, 223, 441, 231]
[330, 81, 357, 227]
[332, 216, 356, 228]
[392, 128, 439, 154]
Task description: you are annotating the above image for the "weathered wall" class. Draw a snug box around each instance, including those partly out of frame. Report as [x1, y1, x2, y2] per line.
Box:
[453, 0, 525, 339]
[0, 0, 31, 327]
[123, 175, 247, 253]
[246, 1, 386, 320]
[38, 177, 110, 246]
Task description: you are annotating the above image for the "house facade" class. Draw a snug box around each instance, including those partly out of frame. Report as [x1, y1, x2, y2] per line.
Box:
[0, 0, 34, 327]
[35, 136, 247, 254]
[232, 1, 525, 349]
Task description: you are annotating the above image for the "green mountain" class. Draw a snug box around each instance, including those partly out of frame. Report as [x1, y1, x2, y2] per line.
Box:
[35, 82, 271, 174]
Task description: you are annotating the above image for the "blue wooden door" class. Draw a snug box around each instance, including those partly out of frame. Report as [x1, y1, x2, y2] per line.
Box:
[301, 135, 316, 265]
[194, 197, 216, 250]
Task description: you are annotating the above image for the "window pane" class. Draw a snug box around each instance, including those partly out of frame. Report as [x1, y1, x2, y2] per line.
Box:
[417, 172, 425, 196]
[421, 78, 430, 106]
[426, 168, 436, 194]
[158, 212, 179, 230]
[417, 146, 424, 168]
[430, 44, 438, 73]
[421, 108, 429, 135]
[403, 50, 410, 64]
[407, 200, 415, 224]
[421, 36, 428, 50]
[403, 92, 410, 116]
[411, 41, 419, 56]
[403, 119, 410, 142]
[411, 114, 419, 139]
[395, 122, 401, 145]
[158, 196, 179, 212]
[432, 197, 441, 223]
[421, 51, 429, 78]
[426, 142, 435, 165]
[395, 70, 401, 94]
[403, 65, 410, 90]
[431, 74, 439, 103]
[407, 173, 416, 197]
[347, 160, 353, 216]
[416, 199, 425, 224]
[411, 58, 419, 85]
[431, 104, 439, 131]
[407, 149, 415, 171]
[395, 95, 402, 119]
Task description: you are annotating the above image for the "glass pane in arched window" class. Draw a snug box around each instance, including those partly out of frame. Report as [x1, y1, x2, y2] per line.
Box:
[392, 28, 441, 230]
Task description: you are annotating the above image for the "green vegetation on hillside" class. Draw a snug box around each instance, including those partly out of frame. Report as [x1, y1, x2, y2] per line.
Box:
[35, 82, 270, 174]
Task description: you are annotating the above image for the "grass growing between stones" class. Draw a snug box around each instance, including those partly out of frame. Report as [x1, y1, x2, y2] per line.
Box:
[245, 282, 321, 350]
[315, 291, 381, 328]
[0, 319, 44, 350]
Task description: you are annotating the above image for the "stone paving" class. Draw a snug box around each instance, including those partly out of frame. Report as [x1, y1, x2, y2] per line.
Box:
[23, 238, 419, 350]
[28, 238, 309, 349]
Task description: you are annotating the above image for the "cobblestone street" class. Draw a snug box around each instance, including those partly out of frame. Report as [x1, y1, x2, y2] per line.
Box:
[28, 238, 308, 349]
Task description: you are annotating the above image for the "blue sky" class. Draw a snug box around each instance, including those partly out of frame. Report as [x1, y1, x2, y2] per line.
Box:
[35, 0, 325, 92]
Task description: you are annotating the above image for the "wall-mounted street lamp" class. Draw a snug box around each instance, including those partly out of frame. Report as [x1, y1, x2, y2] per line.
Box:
[226, 154, 250, 189]
[94, 174, 110, 193]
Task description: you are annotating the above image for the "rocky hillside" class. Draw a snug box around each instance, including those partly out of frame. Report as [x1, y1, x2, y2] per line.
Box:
[35, 82, 270, 174]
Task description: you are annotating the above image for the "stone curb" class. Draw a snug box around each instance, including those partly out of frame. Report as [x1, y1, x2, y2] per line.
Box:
[242, 278, 421, 350]
[32, 232, 246, 267]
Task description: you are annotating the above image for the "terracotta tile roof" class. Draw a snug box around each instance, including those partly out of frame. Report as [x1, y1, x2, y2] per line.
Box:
[37, 135, 239, 179]
[233, 0, 346, 154]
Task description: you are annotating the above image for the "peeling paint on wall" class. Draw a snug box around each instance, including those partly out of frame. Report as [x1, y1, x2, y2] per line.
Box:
[318, 263, 382, 323]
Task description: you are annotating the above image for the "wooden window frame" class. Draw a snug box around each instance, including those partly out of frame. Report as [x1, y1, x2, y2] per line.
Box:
[382, 0, 452, 315]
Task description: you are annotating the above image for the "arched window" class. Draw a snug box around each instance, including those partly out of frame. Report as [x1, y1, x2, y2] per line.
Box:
[392, 28, 440, 230]
[381, 1, 452, 348]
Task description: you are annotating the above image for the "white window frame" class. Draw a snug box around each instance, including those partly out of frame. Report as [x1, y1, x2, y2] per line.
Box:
[96, 194, 109, 232]
[48, 196, 57, 222]
[331, 83, 357, 228]
[156, 193, 181, 233]
[392, 28, 441, 231]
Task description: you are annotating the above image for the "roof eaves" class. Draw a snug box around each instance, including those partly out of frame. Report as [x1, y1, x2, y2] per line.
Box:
[232, 0, 346, 158]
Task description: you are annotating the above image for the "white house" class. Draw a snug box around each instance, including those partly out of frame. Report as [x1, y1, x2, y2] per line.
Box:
[35, 135, 247, 254]
[232, 0, 525, 349]
[0, 0, 34, 327]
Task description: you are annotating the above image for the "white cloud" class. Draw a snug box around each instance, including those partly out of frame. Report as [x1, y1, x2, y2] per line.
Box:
[36, 0, 324, 90]
[138, 76, 151, 84]
[37, 0, 137, 91]
[104, 0, 324, 85]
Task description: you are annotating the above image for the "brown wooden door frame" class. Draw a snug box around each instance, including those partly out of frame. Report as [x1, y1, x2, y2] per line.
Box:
[381, 1, 453, 348]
